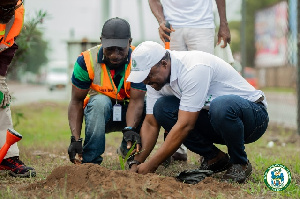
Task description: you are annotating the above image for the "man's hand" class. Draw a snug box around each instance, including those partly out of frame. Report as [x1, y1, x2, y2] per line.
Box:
[137, 162, 158, 174]
[68, 136, 83, 164]
[122, 127, 141, 152]
[217, 22, 231, 48]
[129, 164, 138, 173]
[158, 21, 175, 43]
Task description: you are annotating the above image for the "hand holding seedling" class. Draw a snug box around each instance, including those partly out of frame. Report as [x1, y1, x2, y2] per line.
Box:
[122, 127, 141, 153]
[68, 136, 83, 164]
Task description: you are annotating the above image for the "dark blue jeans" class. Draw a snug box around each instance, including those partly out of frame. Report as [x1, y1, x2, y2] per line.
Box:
[153, 95, 269, 164]
[83, 94, 145, 164]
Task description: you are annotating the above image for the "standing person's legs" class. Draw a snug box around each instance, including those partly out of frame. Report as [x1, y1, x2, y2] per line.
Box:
[0, 77, 36, 178]
[169, 28, 215, 161]
[184, 28, 215, 54]
[169, 27, 188, 160]
[83, 94, 112, 164]
[170, 28, 188, 51]
[0, 107, 19, 158]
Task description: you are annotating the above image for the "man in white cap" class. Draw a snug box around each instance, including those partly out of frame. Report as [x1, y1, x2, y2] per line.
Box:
[127, 41, 269, 183]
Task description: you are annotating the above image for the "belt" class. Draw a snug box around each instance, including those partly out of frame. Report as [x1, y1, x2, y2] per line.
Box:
[255, 96, 264, 103]
[255, 96, 265, 106]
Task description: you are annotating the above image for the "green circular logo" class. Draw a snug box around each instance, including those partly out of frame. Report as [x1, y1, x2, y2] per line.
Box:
[264, 164, 291, 191]
[132, 59, 137, 68]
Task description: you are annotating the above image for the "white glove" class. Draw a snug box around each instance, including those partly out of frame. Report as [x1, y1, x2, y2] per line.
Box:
[0, 76, 11, 108]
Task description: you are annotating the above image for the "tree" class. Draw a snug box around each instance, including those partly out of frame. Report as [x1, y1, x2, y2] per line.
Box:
[8, 10, 48, 80]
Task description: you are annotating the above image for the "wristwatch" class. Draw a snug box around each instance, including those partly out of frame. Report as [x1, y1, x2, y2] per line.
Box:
[123, 126, 137, 131]
[128, 160, 141, 169]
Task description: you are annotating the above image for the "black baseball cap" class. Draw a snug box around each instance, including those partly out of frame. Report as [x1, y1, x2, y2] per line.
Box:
[101, 17, 131, 48]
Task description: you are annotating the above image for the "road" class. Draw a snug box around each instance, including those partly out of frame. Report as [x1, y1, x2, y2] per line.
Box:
[7, 82, 298, 129]
[264, 92, 297, 129]
[8, 82, 70, 106]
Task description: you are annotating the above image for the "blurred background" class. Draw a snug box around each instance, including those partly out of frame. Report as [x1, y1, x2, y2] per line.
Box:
[7, 0, 299, 131]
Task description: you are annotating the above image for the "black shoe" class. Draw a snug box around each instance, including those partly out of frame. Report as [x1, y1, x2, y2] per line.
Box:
[223, 160, 252, 183]
[162, 156, 172, 167]
[199, 153, 231, 173]
[0, 156, 36, 178]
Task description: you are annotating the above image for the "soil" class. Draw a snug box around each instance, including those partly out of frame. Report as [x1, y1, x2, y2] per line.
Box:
[23, 163, 248, 199]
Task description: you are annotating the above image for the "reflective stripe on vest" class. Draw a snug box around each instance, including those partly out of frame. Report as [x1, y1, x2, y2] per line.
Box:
[0, 1, 24, 52]
[82, 45, 133, 101]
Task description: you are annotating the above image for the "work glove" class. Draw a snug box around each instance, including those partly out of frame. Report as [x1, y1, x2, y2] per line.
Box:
[0, 76, 11, 108]
[68, 136, 83, 164]
[122, 127, 141, 149]
[176, 169, 213, 184]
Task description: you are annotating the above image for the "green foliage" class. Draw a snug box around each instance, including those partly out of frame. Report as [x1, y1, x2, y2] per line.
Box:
[8, 10, 49, 80]
[227, 21, 241, 55]
[119, 142, 136, 170]
[12, 110, 24, 128]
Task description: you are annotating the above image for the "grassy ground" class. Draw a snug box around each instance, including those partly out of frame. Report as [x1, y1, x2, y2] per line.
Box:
[0, 101, 299, 198]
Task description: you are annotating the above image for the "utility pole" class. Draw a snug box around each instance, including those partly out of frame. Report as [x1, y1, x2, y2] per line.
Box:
[297, 0, 300, 135]
[240, 0, 246, 77]
[101, 0, 110, 27]
[137, 0, 145, 42]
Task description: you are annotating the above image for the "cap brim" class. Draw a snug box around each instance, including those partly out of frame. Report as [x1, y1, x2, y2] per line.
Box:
[126, 68, 151, 83]
[101, 38, 129, 48]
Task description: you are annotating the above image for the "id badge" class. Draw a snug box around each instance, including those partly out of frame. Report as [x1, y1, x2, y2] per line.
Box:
[113, 104, 122, 121]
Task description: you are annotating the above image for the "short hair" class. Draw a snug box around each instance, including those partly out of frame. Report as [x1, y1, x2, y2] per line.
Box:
[155, 51, 170, 67]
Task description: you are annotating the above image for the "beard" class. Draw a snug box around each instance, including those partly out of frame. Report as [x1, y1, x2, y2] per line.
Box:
[103, 56, 127, 70]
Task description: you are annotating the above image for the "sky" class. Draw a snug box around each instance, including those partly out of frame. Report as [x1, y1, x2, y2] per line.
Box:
[23, 0, 241, 65]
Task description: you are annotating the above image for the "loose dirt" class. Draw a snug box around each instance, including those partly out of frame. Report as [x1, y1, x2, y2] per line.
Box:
[23, 163, 247, 199]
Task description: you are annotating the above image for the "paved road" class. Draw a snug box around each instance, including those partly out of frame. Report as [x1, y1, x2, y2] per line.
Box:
[7, 82, 298, 129]
[8, 82, 70, 106]
[264, 92, 297, 129]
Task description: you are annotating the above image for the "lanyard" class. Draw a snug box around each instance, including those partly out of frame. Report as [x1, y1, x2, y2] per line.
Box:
[106, 64, 128, 104]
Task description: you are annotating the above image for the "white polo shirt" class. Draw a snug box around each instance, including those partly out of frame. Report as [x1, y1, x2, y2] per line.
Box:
[161, 0, 215, 28]
[146, 50, 267, 114]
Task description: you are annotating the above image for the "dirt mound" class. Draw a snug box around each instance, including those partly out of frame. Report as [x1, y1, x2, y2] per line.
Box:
[23, 164, 247, 199]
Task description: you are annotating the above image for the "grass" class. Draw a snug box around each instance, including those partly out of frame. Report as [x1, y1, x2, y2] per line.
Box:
[1, 101, 299, 198]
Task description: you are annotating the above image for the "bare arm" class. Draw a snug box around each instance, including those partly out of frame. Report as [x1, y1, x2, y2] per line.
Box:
[126, 88, 146, 151]
[215, 0, 231, 47]
[137, 110, 200, 174]
[126, 88, 146, 128]
[135, 114, 161, 162]
[68, 85, 89, 141]
[148, 0, 174, 43]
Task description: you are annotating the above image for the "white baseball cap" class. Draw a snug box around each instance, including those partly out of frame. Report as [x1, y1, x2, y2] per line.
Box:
[127, 41, 166, 83]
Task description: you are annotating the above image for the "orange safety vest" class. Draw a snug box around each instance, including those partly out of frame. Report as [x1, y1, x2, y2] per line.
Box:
[82, 45, 135, 108]
[0, 1, 24, 52]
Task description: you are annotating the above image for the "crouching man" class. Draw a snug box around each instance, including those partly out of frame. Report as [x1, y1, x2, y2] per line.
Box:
[126, 41, 269, 183]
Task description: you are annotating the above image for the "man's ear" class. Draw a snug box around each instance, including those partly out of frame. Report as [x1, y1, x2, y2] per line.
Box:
[129, 38, 132, 45]
[161, 60, 168, 68]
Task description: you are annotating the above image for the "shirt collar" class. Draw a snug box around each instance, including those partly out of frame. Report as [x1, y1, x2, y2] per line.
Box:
[169, 50, 180, 84]
[98, 46, 132, 64]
